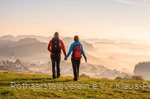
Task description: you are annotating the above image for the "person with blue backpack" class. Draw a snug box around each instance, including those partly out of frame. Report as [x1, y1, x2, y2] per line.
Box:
[65, 35, 87, 81]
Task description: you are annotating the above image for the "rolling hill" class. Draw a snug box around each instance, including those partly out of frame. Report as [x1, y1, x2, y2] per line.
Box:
[0, 35, 51, 42]
[0, 37, 97, 61]
[0, 71, 150, 99]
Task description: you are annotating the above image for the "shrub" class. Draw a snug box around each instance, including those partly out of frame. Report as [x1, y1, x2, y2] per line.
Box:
[115, 75, 144, 80]
[131, 75, 144, 80]
[123, 74, 132, 80]
[115, 76, 122, 80]
[80, 74, 90, 78]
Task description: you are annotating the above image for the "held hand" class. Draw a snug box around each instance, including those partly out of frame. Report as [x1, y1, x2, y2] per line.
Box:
[64, 57, 67, 61]
[85, 59, 87, 63]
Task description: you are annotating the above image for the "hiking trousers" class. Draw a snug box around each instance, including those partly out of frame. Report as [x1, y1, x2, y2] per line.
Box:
[51, 55, 61, 78]
[71, 58, 81, 80]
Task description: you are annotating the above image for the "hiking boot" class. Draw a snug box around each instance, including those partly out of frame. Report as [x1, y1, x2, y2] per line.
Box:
[74, 78, 78, 81]
[57, 74, 60, 78]
[53, 75, 56, 79]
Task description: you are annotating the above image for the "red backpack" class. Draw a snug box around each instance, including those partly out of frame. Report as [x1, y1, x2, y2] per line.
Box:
[73, 44, 82, 60]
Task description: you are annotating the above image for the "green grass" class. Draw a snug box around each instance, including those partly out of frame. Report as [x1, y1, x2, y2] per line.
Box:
[0, 71, 150, 99]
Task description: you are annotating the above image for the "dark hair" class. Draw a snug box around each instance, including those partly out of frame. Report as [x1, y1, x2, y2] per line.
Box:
[54, 32, 59, 37]
[74, 35, 79, 42]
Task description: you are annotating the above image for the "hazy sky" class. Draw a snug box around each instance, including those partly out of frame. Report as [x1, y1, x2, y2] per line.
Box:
[0, 0, 150, 41]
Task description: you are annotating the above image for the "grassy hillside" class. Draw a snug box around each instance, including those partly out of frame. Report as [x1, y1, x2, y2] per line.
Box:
[0, 71, 150, 99]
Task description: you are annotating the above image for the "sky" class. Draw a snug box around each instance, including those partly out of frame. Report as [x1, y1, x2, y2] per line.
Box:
[0, 0, 150, 42]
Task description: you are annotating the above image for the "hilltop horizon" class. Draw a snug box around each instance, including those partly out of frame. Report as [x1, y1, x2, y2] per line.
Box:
[0, 34, 150, 45]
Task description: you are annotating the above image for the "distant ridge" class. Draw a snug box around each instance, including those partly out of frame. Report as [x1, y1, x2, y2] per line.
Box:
[0, 35, 51, 42]
[0, 35, 17, 41]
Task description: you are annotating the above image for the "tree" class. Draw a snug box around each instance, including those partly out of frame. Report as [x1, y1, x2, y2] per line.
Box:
[14, 59, 22, 65]
[134, 61, 150, 79]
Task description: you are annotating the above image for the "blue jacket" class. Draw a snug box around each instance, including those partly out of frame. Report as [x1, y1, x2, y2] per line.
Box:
[65, 42, 87, 59]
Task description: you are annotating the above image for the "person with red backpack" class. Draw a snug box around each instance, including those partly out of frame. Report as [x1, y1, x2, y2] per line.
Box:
[65, 35, 87, 81]
[47, 32, 66, 79]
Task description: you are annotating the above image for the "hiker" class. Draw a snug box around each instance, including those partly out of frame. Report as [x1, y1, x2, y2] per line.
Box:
[64, 35, 87, 81]
[47, 32, 66, 79]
